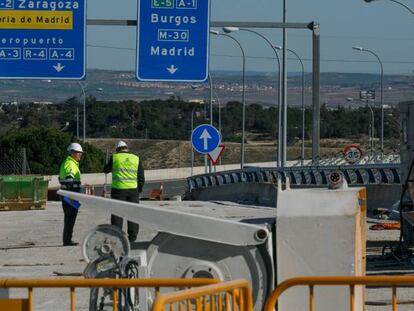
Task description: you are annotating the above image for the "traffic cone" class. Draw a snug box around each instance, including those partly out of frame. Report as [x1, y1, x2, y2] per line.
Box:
[160, 182, 164, 201]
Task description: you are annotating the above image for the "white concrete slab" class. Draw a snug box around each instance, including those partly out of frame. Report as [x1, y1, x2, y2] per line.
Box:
[276, 187, 365, 311]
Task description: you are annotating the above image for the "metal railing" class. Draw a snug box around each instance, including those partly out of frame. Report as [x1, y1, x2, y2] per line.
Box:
[0, 278, 219, 311]
[264, 276, 414, 311]
[188, 163, 401, 190]
[152, 279, 253, 311]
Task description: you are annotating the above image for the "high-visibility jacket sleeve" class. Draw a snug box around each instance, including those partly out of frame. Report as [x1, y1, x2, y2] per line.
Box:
[138, 160, 145, 193]
[103, 155, 113, 174]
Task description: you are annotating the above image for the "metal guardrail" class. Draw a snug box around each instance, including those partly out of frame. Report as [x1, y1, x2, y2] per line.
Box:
[0, 278, 219, 311]
[152, 279, 253, 311]
[264, 276, 414, 311]
[187, 164, 401, 190]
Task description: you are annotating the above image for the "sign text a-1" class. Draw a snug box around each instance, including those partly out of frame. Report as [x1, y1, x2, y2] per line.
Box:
[137, 0, 210, 82]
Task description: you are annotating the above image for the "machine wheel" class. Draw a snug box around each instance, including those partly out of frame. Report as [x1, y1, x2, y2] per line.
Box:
[146, 233, 272, 310]
[82, 224, 130, 263]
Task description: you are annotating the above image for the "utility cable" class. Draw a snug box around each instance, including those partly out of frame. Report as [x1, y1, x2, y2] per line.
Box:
[86, 44, 414, 65]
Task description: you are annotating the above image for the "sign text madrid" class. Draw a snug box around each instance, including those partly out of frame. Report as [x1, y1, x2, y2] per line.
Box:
[0, 0, 86, 79]
[137, 0, 210, 82]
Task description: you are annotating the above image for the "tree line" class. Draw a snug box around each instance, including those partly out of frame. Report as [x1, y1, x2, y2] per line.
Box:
[0, 96, 400, 142]
[0, 97, 400, 174]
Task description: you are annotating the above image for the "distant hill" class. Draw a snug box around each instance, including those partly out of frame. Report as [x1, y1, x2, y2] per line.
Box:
[0, 69, 412, 106]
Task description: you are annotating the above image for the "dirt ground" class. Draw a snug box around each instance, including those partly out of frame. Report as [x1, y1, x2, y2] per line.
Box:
[87, 136, 397, 170]
[1, 201, 414, 310]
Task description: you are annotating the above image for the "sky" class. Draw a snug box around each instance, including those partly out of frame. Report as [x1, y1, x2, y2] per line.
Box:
[86, 0, 414, 74]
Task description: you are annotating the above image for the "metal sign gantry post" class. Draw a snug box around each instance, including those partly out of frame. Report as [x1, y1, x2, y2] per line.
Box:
[87, 19, 321, 163]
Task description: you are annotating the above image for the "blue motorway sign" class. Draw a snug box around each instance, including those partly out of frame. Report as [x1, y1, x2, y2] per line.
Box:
[137, 0, 210, 82]
[0, 0, 86, 79]
[191, 124, 221, 154]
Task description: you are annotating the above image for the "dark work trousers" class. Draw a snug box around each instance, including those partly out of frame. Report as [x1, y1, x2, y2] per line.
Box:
[110, 188, 140, 241]
[62, 199, 79, 245]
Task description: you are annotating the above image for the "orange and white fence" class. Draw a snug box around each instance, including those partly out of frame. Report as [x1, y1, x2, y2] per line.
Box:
[264, 276, 414, 311]
[0, 278, 219, 311]
[4, 276, 414, 311]
[152, 279, 253, 311]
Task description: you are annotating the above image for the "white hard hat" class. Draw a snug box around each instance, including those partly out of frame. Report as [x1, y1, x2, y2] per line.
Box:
[67, 142, 83, 153]
[116, 140, 128, 149]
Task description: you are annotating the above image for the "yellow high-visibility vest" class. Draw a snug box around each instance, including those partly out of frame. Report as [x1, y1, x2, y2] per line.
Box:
[112, 153, 139, 189]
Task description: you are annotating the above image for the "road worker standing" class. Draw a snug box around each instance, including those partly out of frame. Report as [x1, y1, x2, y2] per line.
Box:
[59, 143, 83, 246]
[104, 141, 145, 242]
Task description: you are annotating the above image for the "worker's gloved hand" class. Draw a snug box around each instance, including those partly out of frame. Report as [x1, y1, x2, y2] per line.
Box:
[138, 187, 143, 193]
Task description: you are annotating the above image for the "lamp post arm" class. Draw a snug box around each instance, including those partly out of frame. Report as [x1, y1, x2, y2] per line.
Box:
[364, 49, 383, 75]
[240, 28, 281, 64]
[389, 0, 414, 15]
[287, 49, 304, 75]
[220, 34, 246, 66]
[366, 0, 414, 15]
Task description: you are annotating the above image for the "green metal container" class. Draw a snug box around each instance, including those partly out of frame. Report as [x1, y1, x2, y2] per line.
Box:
[0, 175, 49, 211]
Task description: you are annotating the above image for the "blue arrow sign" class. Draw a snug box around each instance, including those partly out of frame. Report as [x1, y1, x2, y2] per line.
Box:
[0, 0, 85, 79]
[137, 0, 210, 82]
[191, 124, 221, 154]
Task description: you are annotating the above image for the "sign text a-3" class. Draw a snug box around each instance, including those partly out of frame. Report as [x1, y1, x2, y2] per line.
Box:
[0, 0, 85, 79]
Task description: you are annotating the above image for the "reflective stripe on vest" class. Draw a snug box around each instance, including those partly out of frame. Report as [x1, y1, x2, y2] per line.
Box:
[112, 153, 139, 189]
[59, 156, 81, 184]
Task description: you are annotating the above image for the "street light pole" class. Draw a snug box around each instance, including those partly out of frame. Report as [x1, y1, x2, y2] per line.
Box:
[222, 27, 282, 167]
[223, 27, 283, 167]
[190, 102, 205, 176]
[275, 46, 305, 165]
[210, 30, 246, 169]
[282, 0, 288, 167]
[368, 102, 375, 157]
[208, 73, 213, 173]
[76, 108, 79, 139]
[78, 82, 86, 142]
[214, 91, 222, 165]
[77, 82, 103, 142]
[352, 46, 384, 155]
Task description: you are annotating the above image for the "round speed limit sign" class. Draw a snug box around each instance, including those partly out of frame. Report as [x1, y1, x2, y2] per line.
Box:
[343, 144, 363, 164]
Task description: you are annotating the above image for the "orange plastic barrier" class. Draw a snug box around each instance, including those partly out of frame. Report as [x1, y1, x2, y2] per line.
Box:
[0, 278, 219, 311]
[152, 279, 253, 311]
[149, 182, 164, 200]
[264, 276, 414, 311]
[369, 222, 400, 230]
[0, 299, 30, 311]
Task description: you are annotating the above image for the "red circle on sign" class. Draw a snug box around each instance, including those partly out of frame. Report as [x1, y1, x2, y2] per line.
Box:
[343, 144, 363, 164]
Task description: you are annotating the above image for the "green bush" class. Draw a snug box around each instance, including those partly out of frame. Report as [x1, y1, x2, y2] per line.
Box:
[0, 127, 105, 174]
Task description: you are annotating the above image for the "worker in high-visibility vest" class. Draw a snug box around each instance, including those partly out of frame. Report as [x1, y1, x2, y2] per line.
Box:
[59, 143, 83, 246]
[104, 140, 145, 242]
